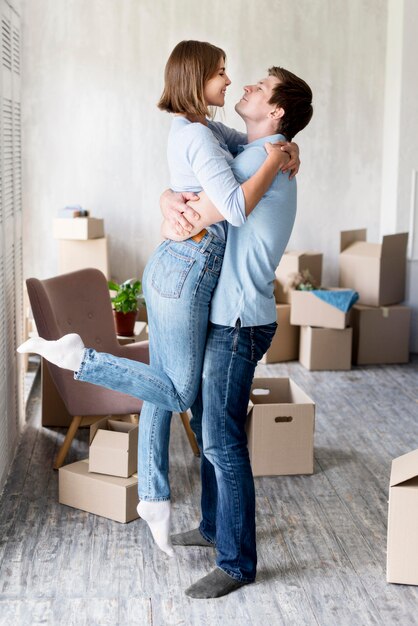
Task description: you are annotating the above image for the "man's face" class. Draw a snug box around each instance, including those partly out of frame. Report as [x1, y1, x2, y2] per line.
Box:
[235, 75, 280, 123]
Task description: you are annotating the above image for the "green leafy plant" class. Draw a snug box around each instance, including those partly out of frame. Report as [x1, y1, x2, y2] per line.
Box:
[108, 279, 145, 314]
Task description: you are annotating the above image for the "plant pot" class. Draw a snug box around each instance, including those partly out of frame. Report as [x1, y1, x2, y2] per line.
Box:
[113, 310, 137, 337]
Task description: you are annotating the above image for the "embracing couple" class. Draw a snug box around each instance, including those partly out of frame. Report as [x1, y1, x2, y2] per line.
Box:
[19, 40, 313, 599]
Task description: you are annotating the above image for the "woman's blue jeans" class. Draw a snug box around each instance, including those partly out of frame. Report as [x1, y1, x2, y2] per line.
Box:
[75, 233, 225, 500]
[190, 320, 277, 582]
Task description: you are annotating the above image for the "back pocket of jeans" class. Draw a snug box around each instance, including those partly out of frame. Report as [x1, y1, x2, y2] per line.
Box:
[151, 245, 195, 298]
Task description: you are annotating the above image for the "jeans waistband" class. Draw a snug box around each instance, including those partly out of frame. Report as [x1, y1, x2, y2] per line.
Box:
[199, 231, 226, 255]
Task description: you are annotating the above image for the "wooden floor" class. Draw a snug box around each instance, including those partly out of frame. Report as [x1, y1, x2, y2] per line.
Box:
[1, 358, 418, 626]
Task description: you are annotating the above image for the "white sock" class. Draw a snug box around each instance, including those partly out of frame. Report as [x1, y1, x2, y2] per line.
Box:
[137, 500, 174, 557]
[17, 333, 85, 372]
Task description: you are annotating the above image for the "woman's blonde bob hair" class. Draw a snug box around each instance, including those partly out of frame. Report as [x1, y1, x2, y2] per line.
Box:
[158, 40, 226, 117]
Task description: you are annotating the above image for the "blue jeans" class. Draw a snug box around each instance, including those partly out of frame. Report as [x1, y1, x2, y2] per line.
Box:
[190, 320, 277, 582]
[75, 233, 225, 500]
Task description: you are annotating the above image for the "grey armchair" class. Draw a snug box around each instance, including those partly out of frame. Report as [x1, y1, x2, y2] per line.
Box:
[26, 268, 199, 468]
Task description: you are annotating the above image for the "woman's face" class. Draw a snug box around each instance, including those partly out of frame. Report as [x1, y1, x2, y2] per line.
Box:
[203, 58, 231, 107]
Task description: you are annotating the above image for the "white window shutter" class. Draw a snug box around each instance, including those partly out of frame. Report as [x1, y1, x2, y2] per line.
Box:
[0, 0, 23, 491]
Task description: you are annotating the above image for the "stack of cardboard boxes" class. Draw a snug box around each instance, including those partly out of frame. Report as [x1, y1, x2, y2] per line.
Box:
[261, 251, 323, 364]
[273, 250, 353, 371]
[53, 216, 109, 278]
[59, 416, 140, 523]
[290, 286, 354, 371]
[339, 229, 411, 365]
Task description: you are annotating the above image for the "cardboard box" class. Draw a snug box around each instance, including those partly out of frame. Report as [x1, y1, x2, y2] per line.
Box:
[58, 237, 109, 278]
[351, 304, 411, 365]
[53, 217, 105, 240]
[89, 417, 138, 477]
[261, 305, 299, 363]
[290, 289, 352, 330]
[274, 251, 323, 303]
[246, 377, 315, 476]
[339, 229, 408, 306]
[387, 448, 418, 585]
[299, 326, 352, 371]
[59, 459, 139, 523]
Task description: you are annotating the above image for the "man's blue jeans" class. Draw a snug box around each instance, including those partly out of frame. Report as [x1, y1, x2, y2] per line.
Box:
[190, 320, 277, 582]
[75, 233, 225, 501]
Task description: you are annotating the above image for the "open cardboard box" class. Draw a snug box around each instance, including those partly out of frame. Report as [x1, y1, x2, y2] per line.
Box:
[290, 288, 352, 329]
[351, 304, 411, 365]
[387, 448, 418, 585]
[59, 459, 139, 523]
[246, 377, 315, 476]
[261, 304, 299, 363]
[274, 250, 323, 304]
[89, 417, 138, 478]
[339, 229, 408, 306]
[299, 326, 352, 371]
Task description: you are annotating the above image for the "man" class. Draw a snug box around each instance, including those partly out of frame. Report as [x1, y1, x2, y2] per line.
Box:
[161, 66, 313, 598]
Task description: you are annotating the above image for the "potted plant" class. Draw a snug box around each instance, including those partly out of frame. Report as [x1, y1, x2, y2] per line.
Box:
[108, 278, 145, 337]
[286, 269, 319, 293]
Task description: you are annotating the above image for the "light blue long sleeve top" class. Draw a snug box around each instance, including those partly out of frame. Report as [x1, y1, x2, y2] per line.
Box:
[167, 116, 246, 240]
[209, 132, 297, 327]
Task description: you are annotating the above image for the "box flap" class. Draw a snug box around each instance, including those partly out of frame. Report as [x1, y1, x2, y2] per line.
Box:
[340, 229, 367, 252]
[107, 419, 137, 434]
[381, 232, 408, 257]
[390, 448, 418, 486]
[89, 416, 110, 444]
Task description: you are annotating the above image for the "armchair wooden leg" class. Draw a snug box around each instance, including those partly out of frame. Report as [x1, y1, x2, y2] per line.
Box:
[53, 415, 83, 470]
[179, 411, 200, 457]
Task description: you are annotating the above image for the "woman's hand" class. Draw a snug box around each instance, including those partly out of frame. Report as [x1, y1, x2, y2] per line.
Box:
[264, 141, 300, 180]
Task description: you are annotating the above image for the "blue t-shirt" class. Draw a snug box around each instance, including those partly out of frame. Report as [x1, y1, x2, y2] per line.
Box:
[209, 133, 297, 327]
[167, 117, 246, 240]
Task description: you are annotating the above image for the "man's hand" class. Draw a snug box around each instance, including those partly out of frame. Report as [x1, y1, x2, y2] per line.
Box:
[160, 189, 202, 237]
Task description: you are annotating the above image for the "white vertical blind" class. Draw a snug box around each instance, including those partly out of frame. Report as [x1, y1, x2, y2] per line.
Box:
[0, 0, 23, 492]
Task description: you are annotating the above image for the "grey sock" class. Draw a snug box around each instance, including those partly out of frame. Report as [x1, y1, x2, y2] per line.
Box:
[171, 528, 214, 547]
[185, 568, 249, 599]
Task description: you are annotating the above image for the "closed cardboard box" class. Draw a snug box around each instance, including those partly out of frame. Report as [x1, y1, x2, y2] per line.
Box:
[387, 448, 418, 585]
[339, 229, 408, 306]
[290, 289, 352, 330]
[89, 417, 138, 478]
[58, 237, 109, 278]
[53, 217, 105, 240]
[299, 326, 352, 371]
[59, 459, 139, 523]
[261, 304, 299, 363]
[246, 377, 315, 476]
[351, 304, 411, 365]
[274, 251, 323, 303]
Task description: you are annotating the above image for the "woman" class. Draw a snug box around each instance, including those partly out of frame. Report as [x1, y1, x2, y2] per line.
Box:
[18, 41, 299, 555]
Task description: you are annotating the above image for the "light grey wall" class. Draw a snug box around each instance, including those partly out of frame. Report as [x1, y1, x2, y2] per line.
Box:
[21, 0, 387, 288]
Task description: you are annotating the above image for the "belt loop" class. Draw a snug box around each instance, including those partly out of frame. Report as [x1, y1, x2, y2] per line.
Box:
[200, 232, 213, 253]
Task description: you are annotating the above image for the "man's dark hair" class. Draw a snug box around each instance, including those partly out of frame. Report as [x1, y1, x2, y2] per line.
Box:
[268, 67, 313, 141]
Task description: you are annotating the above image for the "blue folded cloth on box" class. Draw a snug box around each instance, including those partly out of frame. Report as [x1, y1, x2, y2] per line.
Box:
[311, 289, 359, 313]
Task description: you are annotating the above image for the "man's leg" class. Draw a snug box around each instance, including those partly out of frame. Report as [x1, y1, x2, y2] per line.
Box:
[185, 320, 277, 598]
[171, 388, 217, 548]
